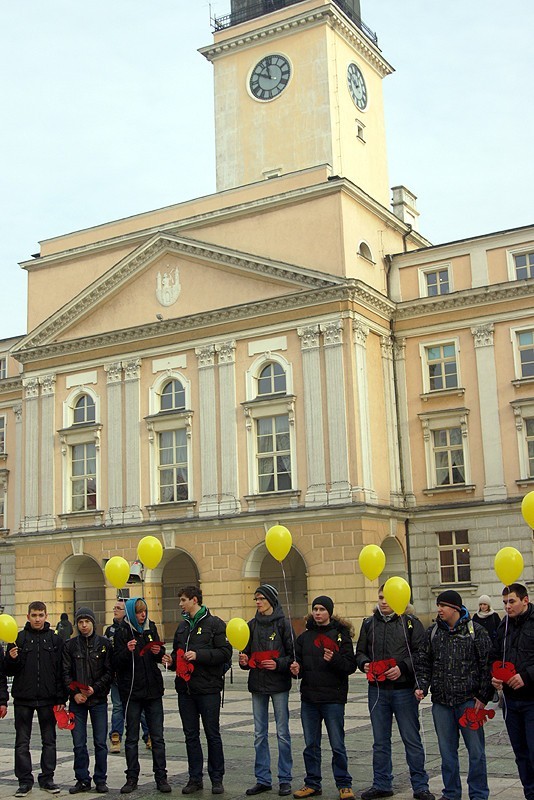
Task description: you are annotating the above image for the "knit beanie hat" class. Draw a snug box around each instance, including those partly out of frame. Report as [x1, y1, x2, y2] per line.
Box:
[436, 590, 463, 611]
[478, 594, 491, 606]
[255, 584, 279, 608]
[312, 595, 334, 617]
[75, 606, 96, 625]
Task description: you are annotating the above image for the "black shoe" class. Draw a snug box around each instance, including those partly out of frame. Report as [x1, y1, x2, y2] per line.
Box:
[182, 783, 203, 796]
[15, 787, 33, 798]
[413, 793, 434, 800]
[246, 787, 272, 797]
[158, 783, 172, 794]
[211, 785, 224, 796]
[279, 787, 291, 797]
[120, 780, 138, 795]
[69, 783, 91, 796]
[360, 791, 393, 800]
[95, 786, 109, 794]
[40, 784, 60, 795]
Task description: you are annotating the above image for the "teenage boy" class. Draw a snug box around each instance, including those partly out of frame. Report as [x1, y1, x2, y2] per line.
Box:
[162, 585, 231, 796]
[5, 601, 66, 797]
[491, 583, 534, 800]
[63, 607, 113, 794]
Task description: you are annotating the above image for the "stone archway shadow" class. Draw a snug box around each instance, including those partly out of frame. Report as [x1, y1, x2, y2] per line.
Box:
[56, 555, 106, 633]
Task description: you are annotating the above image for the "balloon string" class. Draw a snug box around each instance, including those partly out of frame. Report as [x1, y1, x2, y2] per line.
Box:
[280, 560, 296, 663]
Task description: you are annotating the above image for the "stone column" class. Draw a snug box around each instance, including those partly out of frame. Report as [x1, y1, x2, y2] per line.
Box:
[381, 335, 403, 505]
[352, 320, 376, 502]
[471, 323, 507, 500]
[39, 374, 56, 529]
[105, 362, 124, 524]
[13, 403, 23, 532]
[196, 345, 219, 516]
[392, 338, 416, 506]
[322, 320, 351, 502]
[122, 359, 143, 522]
[297, 325, 327, 505]
[216, 341, 241, 514]
[22, 377, 40, 532]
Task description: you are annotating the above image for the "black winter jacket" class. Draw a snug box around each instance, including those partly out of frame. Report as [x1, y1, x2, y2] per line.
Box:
[356, 609, 425, 689]
[113, 618, 165, 701]
[240, 605, 293, 694]
[5, 622, 66, 707]
[415, 609, 493, 707]
[0, 646, 8, 707]
[473, 611, 501, 641]
[294, 617, 356, 704]
[490, 603, 534, 702]
[63, 632, 113, 706]
[170, 608, 231, 696]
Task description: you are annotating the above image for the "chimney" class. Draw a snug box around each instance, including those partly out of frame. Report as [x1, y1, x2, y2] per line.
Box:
[391, 185, 419, 231]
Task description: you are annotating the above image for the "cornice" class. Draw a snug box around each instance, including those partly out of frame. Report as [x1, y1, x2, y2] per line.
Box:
[394, 279, 534, 321]
[0, 377, 23, 395]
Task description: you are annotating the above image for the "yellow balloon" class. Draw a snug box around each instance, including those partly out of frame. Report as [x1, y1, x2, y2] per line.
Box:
[265, 525, 292, 562]
[494, 547, 524, 585]
[358, 545, 386, 581]
[226, 617, 250, 651]
[0, 613, 19, 643]
[383, 576, 411, 616]
[137, 536, 163, 570]
[521, 491, 534, 528]
[105, 556, 130, 589]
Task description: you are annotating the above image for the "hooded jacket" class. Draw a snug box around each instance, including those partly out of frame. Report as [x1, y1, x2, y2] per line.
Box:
[63, 629, 113, 706]
[356, 608, 425, 689]
[240, 604, 293, 694]
[415, 607, 493, 706]
[0, 646, 8, 707]
[490, 602, 534, 702]
[5, 621, 66, 707]
[170, 606, 231, 696]
[294, 616, 356, 704]
[112, 597, 165, 701]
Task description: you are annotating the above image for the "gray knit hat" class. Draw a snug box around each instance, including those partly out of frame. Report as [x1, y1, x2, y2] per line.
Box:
[255, 584, 279, 608]
[75, 606, 96, 625]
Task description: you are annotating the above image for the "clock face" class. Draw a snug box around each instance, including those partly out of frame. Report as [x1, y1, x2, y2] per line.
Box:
[347, 63, 368, 110]
[249, 54, 291, 101]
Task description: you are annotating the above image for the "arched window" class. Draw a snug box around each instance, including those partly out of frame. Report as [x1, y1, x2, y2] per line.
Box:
[160, 379, 185, 412]
[358, 241, 373, 262]
[257, 362, 286, 397]
[73, 394, 96, 425]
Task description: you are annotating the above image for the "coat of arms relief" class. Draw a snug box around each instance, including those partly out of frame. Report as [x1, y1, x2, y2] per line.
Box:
[156, 266, 181, 307]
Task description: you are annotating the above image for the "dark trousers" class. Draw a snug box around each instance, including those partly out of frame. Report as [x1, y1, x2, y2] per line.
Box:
[70, 701, 108, 785]
[14, 704, 57, 786]
[124, 697, 167, 783]
[504, 696, 534, 800]
[178, 692, 224, 784]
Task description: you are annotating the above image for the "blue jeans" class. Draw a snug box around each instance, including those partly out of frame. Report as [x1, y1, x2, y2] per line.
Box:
[502, 696, 534, 800]
[109, 683, 149, 741]
[178, 692, 224, 784]
[368, 686, 429, 793]
[300, 701, 351, 789]
[432, 700, 489, 800]
[252, 692, 292, 785]
[124, 698, 167, 783]
[70, 701, 108, 785]
[14, 704, 57, 786]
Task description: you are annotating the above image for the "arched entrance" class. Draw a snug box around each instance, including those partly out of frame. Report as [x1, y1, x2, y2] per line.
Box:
[381, 537, 407, 585]
[161, 551, 199, 641]
[245, 544, 308, 634]
[56, 555, 106, 633]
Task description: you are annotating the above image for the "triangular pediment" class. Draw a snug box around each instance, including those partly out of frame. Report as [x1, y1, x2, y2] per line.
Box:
[13, 232, 343, 357]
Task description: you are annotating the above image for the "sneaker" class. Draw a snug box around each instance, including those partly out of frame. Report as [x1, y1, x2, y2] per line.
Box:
[246, 787, 272, 797]
[182, 783, 203, 796]
[69, 784, 91, 795]
[120, 780, 138, 795]
[293, 790, 322, 799]
[279, 787, 292, 797]
[360, 791, 393, 800]
[158, 783, 172, 794]
[145, 735, 152, 750]
[110, 732, 121, 753]
[40, 784, 61, 795]
[413, 793, 435, 800]
[211, 785, 224, 795]
[339, 791, 355, 800]
[15, 787, 33, 798]
[95, 786, 109, 794]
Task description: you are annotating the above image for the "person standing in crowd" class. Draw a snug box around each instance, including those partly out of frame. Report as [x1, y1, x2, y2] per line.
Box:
[290, 596, 356, 800]
[104, 599, 151, 754]
[415, 590, 493, 800]
[490, 583, 534, 800]
[5, 601, 66, 797]
[55, 613, 74, 643]
[0, 642, 8, 720]
[473, 595, 501, 641]
[162, 585, 231, 796]
[113, 597, 170, 795]
[356, 586, 434, 800]
[63, 607, 113, 794]
[239, 584, 294, 797]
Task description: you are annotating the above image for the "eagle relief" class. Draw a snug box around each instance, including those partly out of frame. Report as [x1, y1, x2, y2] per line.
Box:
[156, 266, 181, 307]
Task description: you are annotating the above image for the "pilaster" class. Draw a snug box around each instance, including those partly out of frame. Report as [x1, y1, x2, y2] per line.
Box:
[297, 325, 327, 505]
[216, 341, 241, 514]
[351, 320, 376, 503]
[122, 359, 143, 522]
[196, 345, 219, 516]
[381, 335, 403, 505]
[322, 320, 351, 502]
[105, 361, 124, 524]
[21, 377, 39, 532]
[38, 374, 56, 530]
[392, 338, 416, 506]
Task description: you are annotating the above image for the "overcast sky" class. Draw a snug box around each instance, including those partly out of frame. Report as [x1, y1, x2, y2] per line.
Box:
[1, 0, 532, 340]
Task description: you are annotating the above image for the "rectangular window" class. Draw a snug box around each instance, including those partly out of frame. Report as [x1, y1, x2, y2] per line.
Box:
[438, 530, 470, 583]
[0, 358, 6, 379]
[158, 429, 188, 502]
[426, 344, 458, 391]
[433, 427, 465, 486]
[0, 417, 4, 454]
[517, 330, 534, 378]
[425, 268, 449, 296]
[514, 252, 534, 280]
[526, 418, 534, 477]
[71, 442, 97, 512]
[256, 414, 291, 492]
[0, 488, 4, 528]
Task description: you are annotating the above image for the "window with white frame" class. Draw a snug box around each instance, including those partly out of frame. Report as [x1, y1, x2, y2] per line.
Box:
[425, 343, 458, 391]
[257, 362, 286, 396]
[513, 251, 534, 280]
[0, 416, 4, 454]
[60, 389, 101, 514]
[257, 414, 292, 492]
[438, 530, 471, 584]
[0, 483, 4, 528]
[433, 427, 465, 486]
[419, 409, 471, 491]
[71, 442, 97, 512]
[158, 428, 188, 502]
[511, 399, 534, 481]
[73, 393, 96, 425]
[160, 379, 186, 411]
[516, 330, 534, 379]
[526, 419, 534, 477]
[0, 358, 6, 380]
[419, 266, 451, 297]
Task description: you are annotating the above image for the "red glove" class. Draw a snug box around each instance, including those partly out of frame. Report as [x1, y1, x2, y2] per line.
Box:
[367, 659, 397, 682]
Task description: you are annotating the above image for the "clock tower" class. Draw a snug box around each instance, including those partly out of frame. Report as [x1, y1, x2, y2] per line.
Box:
[201, 0, 392, 207]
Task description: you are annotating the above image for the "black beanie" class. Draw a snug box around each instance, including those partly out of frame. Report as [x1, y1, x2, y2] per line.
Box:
[436, 590, 463, 612]
[255, 584, 279, 608]
[312, 595, 334, 617]
[75, 606, 96, 625]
